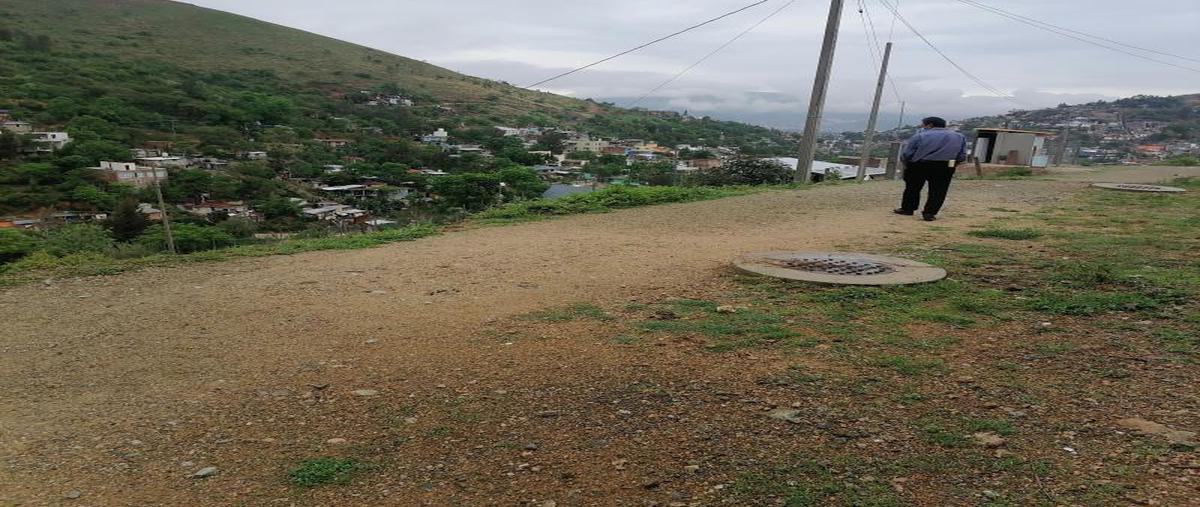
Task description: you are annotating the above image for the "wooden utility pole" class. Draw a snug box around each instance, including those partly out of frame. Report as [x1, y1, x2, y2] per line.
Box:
[897, 101, 906, 132]
[857, 42, 893, 181]
[151, 173, 176, 254]
[794, 0, 845, 183]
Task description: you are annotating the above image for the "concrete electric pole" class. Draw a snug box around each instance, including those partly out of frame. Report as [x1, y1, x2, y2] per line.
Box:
[857, 41, 893, 181]
[794, 0, 845, 183]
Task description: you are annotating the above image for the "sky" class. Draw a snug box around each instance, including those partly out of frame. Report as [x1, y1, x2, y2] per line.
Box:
[187, 0, 1199, 130]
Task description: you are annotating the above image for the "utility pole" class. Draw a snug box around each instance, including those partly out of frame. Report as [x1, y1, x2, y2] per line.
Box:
[152, 173, 176, 254]
[857, 42, 893, 181]
[897, 101, 906, 132]
[1055, 125, 1070, 166]
[794, 0, 845, 183]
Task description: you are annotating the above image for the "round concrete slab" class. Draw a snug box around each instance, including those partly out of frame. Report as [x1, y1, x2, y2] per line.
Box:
[1092, 183, 1187, 193]
[734, 251, 947, 286]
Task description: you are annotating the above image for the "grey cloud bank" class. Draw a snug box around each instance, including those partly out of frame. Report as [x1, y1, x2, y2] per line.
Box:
[188, 0, 1199, 130]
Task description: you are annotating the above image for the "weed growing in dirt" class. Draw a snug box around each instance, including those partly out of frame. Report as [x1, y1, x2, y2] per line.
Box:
[474, 185, 770, 222]
[288, 458, 367, 487]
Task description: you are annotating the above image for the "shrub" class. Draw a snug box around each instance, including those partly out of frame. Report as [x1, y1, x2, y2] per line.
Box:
[690, 158, 792, 186]
[0, 228, 42, 264]
[217, 217, 258, 239]
[137, 223, 235, 253]
[44, 224, 115, 256]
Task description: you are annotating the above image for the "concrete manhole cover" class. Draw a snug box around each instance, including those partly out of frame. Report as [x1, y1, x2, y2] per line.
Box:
[1092, 183, 1186, 193]
[734, 252, 947, 286]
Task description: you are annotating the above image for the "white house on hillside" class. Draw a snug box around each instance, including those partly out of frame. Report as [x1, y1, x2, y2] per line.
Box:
[96, 161, 168, 188]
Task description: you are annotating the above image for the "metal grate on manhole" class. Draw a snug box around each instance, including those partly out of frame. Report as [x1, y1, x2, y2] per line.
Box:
[770, 257, 896, 276]
[734, 251, 947, 286]
[1092, 183, 1186, 193]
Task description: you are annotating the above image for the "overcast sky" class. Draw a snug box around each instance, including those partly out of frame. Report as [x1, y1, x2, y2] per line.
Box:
[187, 0, 1199, 130]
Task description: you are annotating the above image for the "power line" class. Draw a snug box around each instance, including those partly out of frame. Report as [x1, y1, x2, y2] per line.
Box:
[858, 0, 903, 103]
[856, 0, 881, 69]
[631, 0, 797, 108]
[886, 0, 899, 42]
[954, 0, 1200, 74]
[524, 0, 771, 89]
[875, 0, 1019, 104]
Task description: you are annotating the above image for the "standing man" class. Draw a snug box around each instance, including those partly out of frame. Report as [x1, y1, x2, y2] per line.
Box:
[894, 117, 967, 221]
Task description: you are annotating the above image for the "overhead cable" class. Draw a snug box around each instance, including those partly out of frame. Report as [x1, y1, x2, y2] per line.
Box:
[955, 0, 1200, 74]
[631, 0, 797, 107]
[524, 0, 772, 89]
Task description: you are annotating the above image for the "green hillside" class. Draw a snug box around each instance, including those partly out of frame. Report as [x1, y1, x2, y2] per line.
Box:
[0, 0, 793, 148]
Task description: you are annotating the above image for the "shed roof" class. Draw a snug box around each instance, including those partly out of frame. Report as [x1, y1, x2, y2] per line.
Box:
[975, 128, 1056, 136]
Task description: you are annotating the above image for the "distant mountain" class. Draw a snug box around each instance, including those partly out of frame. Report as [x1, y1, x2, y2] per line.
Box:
[0, 0, 794, 150]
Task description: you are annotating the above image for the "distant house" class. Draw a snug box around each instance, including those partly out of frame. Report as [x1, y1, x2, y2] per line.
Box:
[973, 128, 1054, 166]
[688, 158, 723, 171]
[420, 169, 449, 176]
[96, 161, 168, 188]
[564, 138, 610, 154]
[1, 120, 32, 134]
[769, 157, 883, 182]
[323, 164, 346, 174]
[29, 132, 71, 153]
[137, 203, 164, 221]
[315, 138, 351, 149]
[183, 201, 250, 218]
[421, 128, 450, 145]
[136, 155, 188, 168]
[245, 151, 269, 160]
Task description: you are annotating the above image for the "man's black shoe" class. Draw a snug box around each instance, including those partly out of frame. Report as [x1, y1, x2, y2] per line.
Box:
[922, 214, 937, 222]
[893, 209, 914, 216]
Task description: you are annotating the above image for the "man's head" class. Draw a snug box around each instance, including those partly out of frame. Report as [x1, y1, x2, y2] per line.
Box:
[921, 117, 948, 129]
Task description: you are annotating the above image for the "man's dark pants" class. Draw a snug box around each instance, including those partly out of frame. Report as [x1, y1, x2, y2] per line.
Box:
[900, 160, 957, 216]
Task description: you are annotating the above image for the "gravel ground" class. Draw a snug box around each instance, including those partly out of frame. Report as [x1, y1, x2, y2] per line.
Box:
[1, 166, 1194, 506]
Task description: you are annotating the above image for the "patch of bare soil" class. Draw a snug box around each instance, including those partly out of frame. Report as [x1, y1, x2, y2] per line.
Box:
[1, 172, 1195, 505]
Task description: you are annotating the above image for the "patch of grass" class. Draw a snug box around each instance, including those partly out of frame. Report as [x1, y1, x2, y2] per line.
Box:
[635, 303, 809, 352]
[525, 303, 612, 322]
[1033, 340, 1076, 357]
[870, 354, 945, 376]
[1026, 290, 1161, 315]
[732, 457, 905, 507]
[288, 458, 367, 487]
[968, 228, 1045, 240]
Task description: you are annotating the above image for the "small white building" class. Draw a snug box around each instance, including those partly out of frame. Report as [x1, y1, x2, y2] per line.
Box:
[973, 128, 1054, 167]
[30, 132, 71, 152]
[96, 161, 168, 188]
[421, 128, 449, 145]
[245, 151, 269, 160]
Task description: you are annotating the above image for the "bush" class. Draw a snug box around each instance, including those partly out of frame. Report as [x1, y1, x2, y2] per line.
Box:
[137, 223, 235, 253]
[217, 217, 258, 239]
[1164, 155, 1198, 167]
[44, 224, 115, 256]
[690, 158, 792, 186]
[0, 228, 42, 264]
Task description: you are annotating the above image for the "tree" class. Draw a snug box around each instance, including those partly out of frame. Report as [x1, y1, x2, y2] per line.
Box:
[691, 158, 791, 186]
[43, 224, 115, 257]
[70, 184, 118, 210]
[107, 197, 151, 242]
[217, 217, 258, 239]
[629, 161, 677, 186]
[0, 229, 42, 265]
[498, 166, 549, 200]
[0, 130, 24, 161]
[165, 169, 213, 203]
[589, 163, 626, 184]
[431, 173, 502, 211]
[255, 196, 300, 220]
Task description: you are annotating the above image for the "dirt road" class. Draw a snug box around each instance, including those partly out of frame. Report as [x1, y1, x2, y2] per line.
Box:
[1, 166, 1194, 505]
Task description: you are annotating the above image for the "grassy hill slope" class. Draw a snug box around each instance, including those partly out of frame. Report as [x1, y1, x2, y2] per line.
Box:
[0, 0, 794, 148]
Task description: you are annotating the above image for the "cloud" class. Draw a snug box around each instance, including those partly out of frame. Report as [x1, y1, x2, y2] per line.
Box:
[189, 0, 1200, 129]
